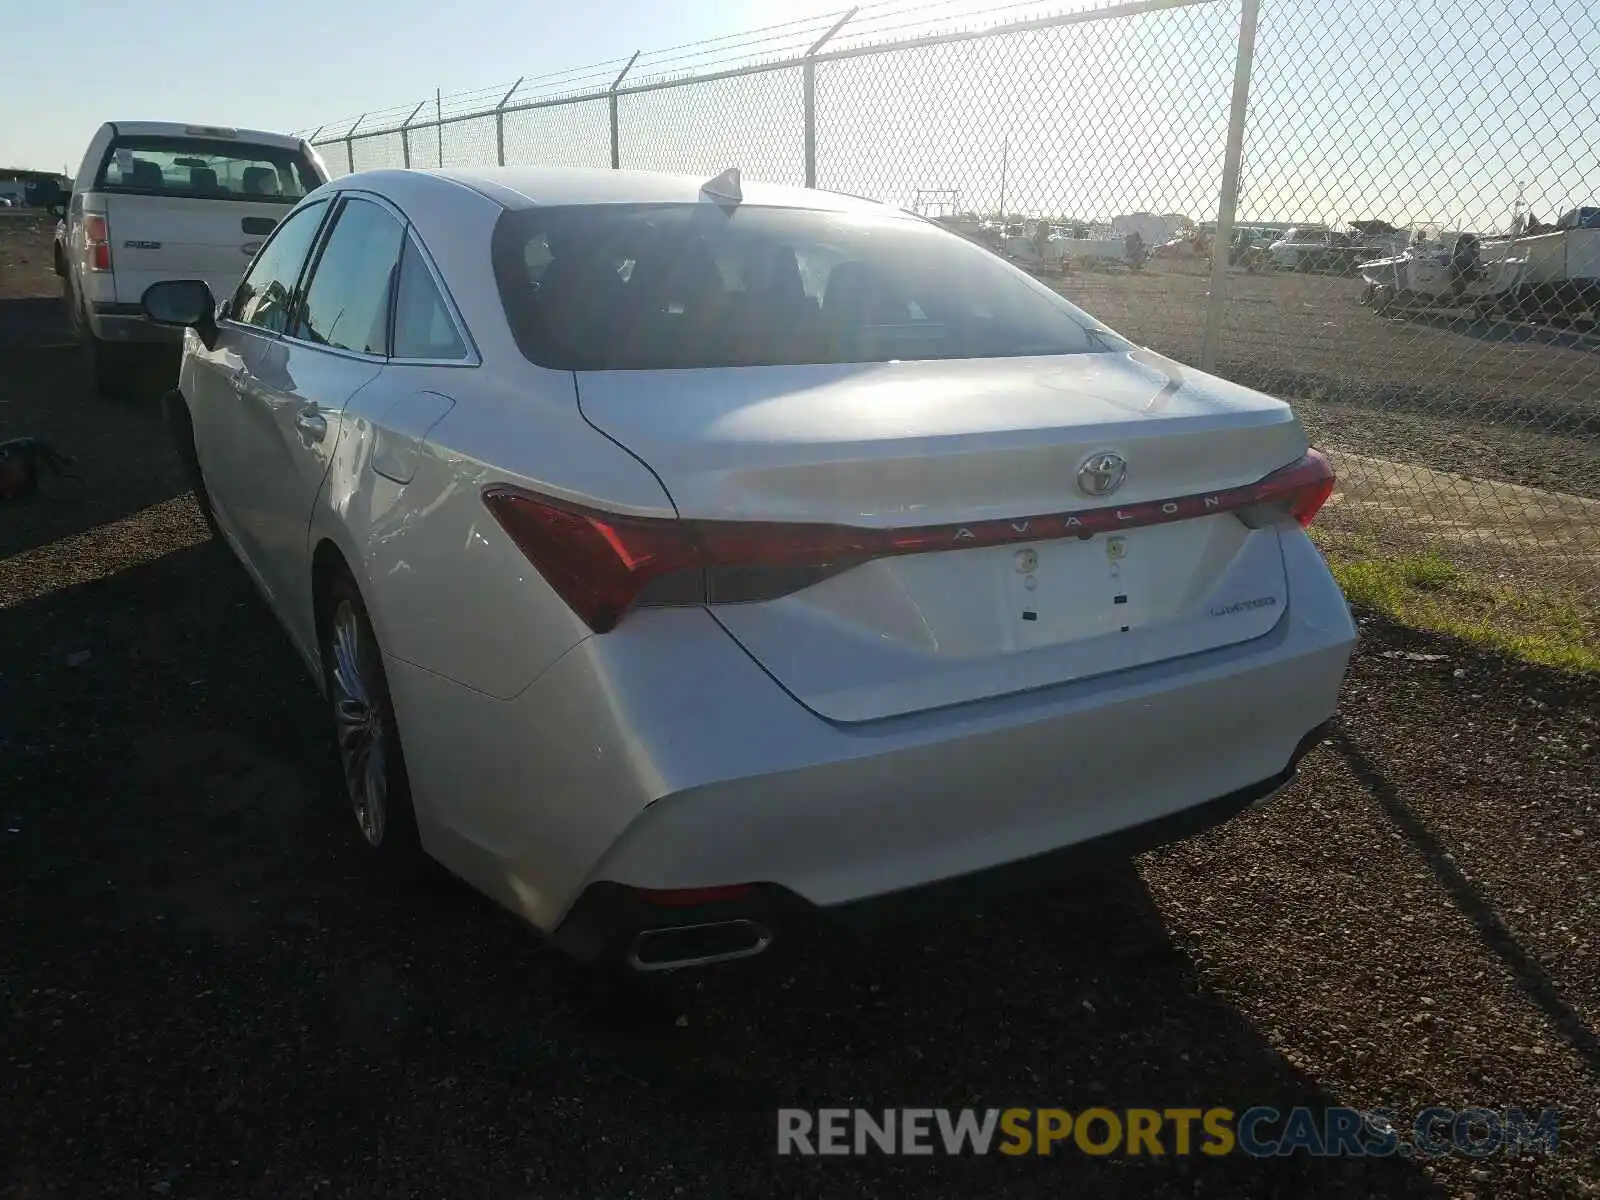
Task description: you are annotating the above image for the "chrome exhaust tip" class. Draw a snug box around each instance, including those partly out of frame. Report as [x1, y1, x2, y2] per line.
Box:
[627, 919, 773, 972]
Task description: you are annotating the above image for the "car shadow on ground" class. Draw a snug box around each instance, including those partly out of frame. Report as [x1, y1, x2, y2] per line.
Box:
[1330, 725, 1600, 1078]
[0, 295, 77, 349]
[0, 537, 1441, 1196]
[1389, 309, 1600, 355]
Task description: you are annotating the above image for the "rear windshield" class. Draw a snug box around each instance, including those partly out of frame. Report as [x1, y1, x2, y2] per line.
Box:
[95, 136, 323, 204]
[491, 203, 1108, 370]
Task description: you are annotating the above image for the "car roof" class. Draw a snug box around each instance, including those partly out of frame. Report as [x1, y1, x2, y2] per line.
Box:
[331, 166, 902, 216]
[104, 121, 307, 149]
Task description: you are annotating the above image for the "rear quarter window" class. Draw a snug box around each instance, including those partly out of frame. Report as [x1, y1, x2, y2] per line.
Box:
[96, 136, 323, 203]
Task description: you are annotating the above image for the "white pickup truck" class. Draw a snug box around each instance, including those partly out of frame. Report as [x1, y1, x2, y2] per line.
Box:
[53, 121, 329, 396]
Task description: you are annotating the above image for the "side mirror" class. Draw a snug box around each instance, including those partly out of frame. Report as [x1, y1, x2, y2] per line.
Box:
[142, 279, 218, 349]
[49, 202, 67, 220]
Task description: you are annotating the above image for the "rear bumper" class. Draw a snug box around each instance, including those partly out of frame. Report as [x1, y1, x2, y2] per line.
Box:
[553, 720, 1331, 964]
[387, 528, 1357, 950]
[87, 301, 182, 344]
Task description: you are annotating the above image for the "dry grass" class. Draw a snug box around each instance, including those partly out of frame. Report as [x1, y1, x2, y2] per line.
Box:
[1316, 534, 1600, 672]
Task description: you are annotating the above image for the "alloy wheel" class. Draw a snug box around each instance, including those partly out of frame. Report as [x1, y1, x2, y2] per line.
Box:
[330, 600, 388, 847]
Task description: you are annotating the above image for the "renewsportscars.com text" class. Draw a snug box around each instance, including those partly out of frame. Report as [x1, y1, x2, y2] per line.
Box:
[776, 1106, 1560, 1158]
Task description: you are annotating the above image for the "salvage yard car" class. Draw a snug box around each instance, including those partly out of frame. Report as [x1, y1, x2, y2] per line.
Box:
[55, 121, 328, 396]
[141, 165, 1357, 971]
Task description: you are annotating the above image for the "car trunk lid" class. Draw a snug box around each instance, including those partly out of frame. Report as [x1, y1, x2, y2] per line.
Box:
[574, 349, 1312, 723]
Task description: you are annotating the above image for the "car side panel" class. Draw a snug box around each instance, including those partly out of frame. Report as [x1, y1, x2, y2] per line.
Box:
[179, 326, 252, 540]
[313, 361, 680, 703]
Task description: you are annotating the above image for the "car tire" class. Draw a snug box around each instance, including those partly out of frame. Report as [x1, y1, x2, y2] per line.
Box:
[319, 572, 423, 870]
[80, 315, 134, 400]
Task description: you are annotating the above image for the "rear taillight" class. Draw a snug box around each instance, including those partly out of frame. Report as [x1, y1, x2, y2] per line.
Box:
[482, 488, 701, 633]
[84, 214, 111, 271]
[483, 448, 1337, 632]
[1247, 447, 1336, 527]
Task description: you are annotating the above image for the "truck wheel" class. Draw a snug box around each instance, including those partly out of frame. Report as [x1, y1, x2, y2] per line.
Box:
[84, 333, 134, 399]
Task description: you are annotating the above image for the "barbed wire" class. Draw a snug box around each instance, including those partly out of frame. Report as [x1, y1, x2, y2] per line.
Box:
[295, 0, 1115, 135]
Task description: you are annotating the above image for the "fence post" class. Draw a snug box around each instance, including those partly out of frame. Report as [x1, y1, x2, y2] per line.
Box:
[399, 101, 426, 169]
[344, 114, 365, 176]
[609, 52, 640, 170]
[1199, 0, 1261, 373]
[436, 89, 444, 167]
[495, 77, 524, 167]
[803, 8, 856, 188]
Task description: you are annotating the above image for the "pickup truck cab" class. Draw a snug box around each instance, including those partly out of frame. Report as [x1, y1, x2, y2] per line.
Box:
[55, 121, 329, 396]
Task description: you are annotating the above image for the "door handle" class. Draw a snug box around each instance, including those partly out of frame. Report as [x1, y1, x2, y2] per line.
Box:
[230, 367, 249, 394]
[295, 409, 328, 443]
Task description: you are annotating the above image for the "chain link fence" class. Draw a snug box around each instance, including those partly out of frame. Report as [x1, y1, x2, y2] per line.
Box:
[302, 0, 1600, 639]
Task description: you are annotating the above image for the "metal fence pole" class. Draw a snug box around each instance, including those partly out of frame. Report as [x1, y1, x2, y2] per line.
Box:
[1198, 0, 1260, 372]
[609, 52, 640, 169]
[495, 77, 524, 167]
[398, 101, 426, 169]
[436, 89, 444, 167]
[803, 63, 816, 187]
[344, 114, 365, 176]
[803, 8, 856, 188]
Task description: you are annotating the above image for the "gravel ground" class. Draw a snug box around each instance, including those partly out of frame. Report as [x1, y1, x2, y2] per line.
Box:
[3, 213, 1599, 1198]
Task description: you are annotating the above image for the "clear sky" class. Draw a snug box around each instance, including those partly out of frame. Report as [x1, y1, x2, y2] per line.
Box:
[6, 0, 1595, 233]
[0, 0, 842, 173]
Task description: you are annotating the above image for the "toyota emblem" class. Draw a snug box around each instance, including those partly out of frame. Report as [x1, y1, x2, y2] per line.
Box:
[1077, 452, 1127, 497]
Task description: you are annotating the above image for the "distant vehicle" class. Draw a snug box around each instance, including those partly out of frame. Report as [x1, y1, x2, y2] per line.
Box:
[1358, 233, 1526, 315]
[139, 164, 1354, 971]
[55, 120, 330, 397]
[1475, 205, 1600, 324]
[1111, 212, 1182, 248]
[1366, 213, 1600, 325]
[1151, 232, 1207, 261]
[1050, 228, 1136, 269]
[1268, 226, 1391, 275]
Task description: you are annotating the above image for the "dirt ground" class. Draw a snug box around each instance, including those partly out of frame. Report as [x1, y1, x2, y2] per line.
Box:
[1052, 263, 1599, 503]
[2, 212, 1599, 1198]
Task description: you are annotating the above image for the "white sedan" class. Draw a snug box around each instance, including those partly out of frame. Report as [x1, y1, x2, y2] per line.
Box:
[142, 166, 1356, 970]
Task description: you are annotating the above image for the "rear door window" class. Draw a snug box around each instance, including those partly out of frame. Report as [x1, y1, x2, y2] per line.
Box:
[294, 197, 405, 356]
[97, 136, 323, 203]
